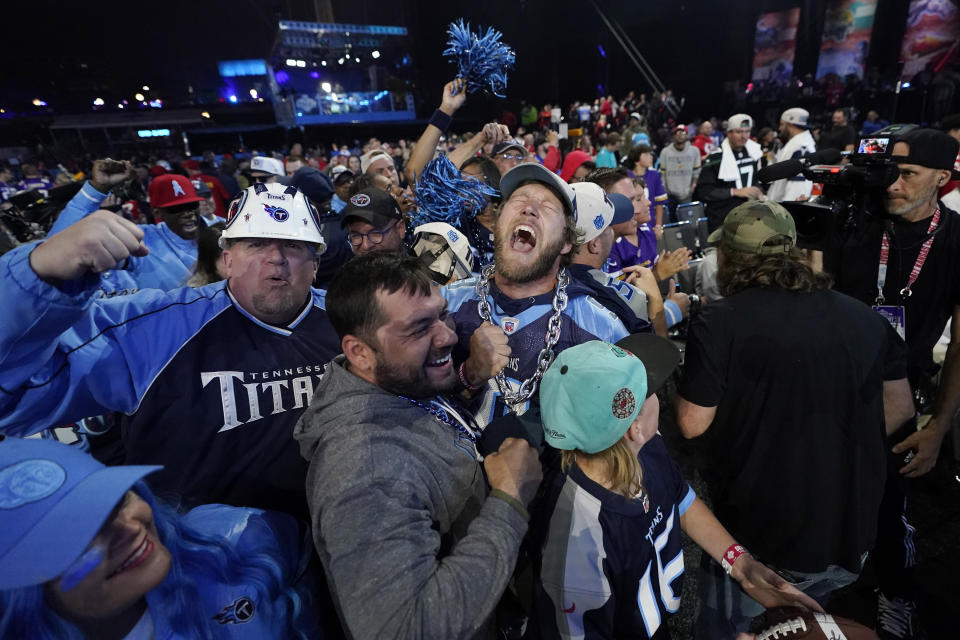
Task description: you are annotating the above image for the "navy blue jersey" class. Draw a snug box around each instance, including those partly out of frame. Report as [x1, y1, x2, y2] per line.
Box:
[567, 264, 652, 334]
[442, 275, 628, 428]
[0, 243, 340, 518]
[536, 434, 695, 639]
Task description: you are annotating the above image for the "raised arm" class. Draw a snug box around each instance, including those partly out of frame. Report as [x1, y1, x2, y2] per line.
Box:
[48, 159, 135, 236]
[403, 79, 467, 185]
[0, 212, 149, 435]
[447, 122, 511, 171]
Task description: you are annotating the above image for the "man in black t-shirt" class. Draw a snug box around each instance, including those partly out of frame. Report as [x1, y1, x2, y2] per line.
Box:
[675, 201, 912, 639]
[693, 113, 765, 232]
[823, 129, 960, 638]
[825, 129, 960, 476]
[818, 109, 858, 153]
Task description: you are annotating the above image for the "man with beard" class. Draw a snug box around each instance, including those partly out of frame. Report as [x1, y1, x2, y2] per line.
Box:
[765, 108, 817, 203]
[442, 163, 630, 427]
[823, 129, 960, 638]
[0, 182, 340, 519]
[295, 251, 542, 639]
[48, 164, 206, 296]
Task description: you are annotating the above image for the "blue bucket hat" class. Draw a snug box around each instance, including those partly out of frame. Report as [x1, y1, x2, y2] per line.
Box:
[0, 437, 161, 589]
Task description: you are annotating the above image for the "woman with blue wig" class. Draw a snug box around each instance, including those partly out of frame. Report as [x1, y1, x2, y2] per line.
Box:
[0, 436, 319, 639]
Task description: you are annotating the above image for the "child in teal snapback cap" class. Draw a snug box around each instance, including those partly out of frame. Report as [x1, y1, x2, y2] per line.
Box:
[532, 335, 822, 638]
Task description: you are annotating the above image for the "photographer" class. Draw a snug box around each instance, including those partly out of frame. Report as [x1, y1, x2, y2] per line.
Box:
[823, 128, 960, 636]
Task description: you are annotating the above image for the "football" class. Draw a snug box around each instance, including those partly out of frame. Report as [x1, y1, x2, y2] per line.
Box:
[750, 607, 879, 640]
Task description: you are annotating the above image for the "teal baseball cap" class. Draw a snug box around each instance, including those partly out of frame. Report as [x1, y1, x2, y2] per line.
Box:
[540, 335, 681, 453]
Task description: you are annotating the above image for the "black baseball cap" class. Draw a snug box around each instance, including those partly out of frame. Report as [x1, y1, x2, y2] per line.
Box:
[278, 166, 334, 204]
[891, 129, 960, 179]
[491, 140, 526, 156]
[339, 188, 403, 228]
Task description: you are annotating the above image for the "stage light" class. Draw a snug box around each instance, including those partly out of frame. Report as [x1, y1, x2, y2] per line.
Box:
[201, 111, 211, 118]
[249, 89, 259, 99]
[902, 81, 911, 88]
[32, 98, 47, 106]
[286, 59, 297, 67]
[93, 98, 105, 106]
[275, 70, 290, 84]
[117, 103, 124, 109]
[597, 45, 606, 58]
[309, 71, 320, 79]
[142, 85, 150, 91]
[372, 50, 381, 59]
[354, 57, 360, 63]
[229, 95, 238, 103]
[321, 60, 327, 66]
[321, 82, 332, 93]
[134, 93, 145, 101]
[149, 99, 163, 108]
[338, 58, 345, 65]
[296, 60, 306, 67]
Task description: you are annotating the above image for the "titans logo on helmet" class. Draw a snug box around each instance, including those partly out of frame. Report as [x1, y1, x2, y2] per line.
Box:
[213, 596, 255, 625]
[263, 204, 289, 222]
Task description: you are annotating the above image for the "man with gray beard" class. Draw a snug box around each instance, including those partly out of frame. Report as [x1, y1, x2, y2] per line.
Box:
[442, 163, 629, 428]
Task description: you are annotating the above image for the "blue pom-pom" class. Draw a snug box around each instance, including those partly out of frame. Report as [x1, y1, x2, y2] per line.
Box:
[443, 19, 515, 98]
[412, 155, 499, 227]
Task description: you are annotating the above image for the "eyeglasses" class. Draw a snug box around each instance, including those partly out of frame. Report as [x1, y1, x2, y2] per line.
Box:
[498, 153, 524, 162]
[347, 219, 400, 247]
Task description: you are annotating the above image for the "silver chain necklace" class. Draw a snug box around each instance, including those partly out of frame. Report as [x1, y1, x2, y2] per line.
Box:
[475, 263, 569, 411]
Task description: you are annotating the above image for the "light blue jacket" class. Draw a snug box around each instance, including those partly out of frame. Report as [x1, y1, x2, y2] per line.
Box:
[49, 182, 198, 296]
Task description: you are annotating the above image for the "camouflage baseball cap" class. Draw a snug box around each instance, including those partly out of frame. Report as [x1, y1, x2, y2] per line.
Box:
[707, 201, 796, 255]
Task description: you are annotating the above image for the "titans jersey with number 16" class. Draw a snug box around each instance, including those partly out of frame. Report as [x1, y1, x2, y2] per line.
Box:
[442, 275, 628, 428]
[535, 434, 696, 639]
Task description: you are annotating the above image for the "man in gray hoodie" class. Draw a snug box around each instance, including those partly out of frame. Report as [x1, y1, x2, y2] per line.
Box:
[295, 251, 541, 639]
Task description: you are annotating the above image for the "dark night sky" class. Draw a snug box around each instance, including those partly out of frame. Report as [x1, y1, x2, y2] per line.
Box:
[3, 0, 915, 120]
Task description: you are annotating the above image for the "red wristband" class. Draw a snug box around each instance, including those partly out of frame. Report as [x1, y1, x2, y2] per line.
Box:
[720, 543, 748, 575]
[458, 362, 480, 390]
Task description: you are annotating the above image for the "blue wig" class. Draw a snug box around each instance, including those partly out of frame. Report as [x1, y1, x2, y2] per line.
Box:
[412, 154, 500, 228]
[443, 19, 515, 98]
[0, 481, 313, 640]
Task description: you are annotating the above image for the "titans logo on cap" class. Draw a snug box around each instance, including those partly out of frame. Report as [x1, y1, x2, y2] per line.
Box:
[350, 193, 371, 207]
[263, 204, 289, 222]
[0, 460, 66, 509]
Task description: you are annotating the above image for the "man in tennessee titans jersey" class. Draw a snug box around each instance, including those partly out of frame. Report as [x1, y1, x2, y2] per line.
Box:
[441, 163, 628, 428]
[0, 183, 339, 519]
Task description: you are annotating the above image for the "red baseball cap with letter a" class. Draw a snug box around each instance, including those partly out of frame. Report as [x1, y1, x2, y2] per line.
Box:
[148, 174, 204, 208]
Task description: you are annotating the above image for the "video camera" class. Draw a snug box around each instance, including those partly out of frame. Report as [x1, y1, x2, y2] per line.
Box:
[758, 124, 917, 251]
[0, 182, 84, 254]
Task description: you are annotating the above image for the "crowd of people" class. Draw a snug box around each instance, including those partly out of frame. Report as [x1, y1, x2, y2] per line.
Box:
[0, 77, 959, 640]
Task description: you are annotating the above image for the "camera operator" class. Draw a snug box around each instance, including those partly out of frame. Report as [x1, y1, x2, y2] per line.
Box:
[823, 128, 960, 636]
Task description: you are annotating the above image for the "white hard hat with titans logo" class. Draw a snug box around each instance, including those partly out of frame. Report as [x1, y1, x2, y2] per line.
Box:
[221, 182, 326, 253]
